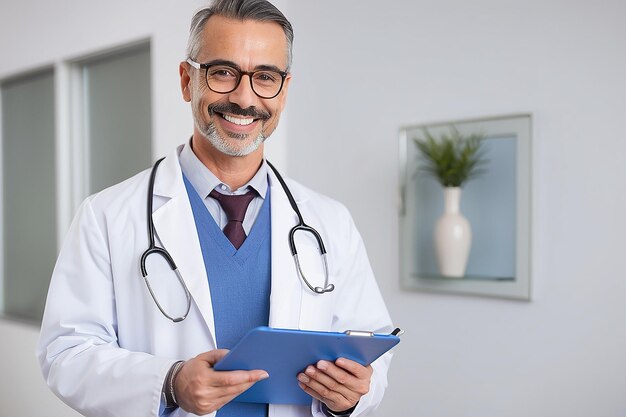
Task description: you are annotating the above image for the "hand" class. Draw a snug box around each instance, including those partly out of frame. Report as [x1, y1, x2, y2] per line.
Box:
[174, 349, 269, 415]
[297, 358, 372, 413]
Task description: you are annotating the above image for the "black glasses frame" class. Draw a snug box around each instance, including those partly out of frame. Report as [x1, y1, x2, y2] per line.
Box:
[186, 58, 288, 99]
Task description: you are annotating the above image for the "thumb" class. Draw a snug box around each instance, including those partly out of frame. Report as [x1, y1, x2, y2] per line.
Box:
[196, 349, 230, 365]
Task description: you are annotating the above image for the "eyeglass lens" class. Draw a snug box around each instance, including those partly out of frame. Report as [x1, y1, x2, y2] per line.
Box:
[206, 66, 284, 98]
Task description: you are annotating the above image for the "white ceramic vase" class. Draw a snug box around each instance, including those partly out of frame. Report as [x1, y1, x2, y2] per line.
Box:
[434, 187, 471, 278]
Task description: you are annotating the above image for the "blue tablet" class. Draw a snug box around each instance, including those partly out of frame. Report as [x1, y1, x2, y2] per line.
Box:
[213, 326, 401, 405]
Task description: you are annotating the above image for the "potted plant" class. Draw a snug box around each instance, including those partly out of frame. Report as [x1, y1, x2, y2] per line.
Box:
[414, 127, 486, 277]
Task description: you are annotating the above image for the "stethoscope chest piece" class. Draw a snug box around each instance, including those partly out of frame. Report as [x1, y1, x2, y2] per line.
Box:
[289, 224, 335, 294]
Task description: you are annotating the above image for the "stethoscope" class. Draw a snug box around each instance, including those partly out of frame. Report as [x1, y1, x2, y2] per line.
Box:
[140, 157, 335, 323]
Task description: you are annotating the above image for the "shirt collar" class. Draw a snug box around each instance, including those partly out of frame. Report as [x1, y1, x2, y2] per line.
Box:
[178, 140, 268, 199]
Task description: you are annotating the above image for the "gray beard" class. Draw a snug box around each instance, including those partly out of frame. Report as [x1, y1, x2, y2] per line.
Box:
[196, 119, 266, 157]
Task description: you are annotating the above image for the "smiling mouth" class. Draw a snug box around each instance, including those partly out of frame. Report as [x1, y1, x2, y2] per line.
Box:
[207, 103, 270, 129]
[222, 113, 255, 126]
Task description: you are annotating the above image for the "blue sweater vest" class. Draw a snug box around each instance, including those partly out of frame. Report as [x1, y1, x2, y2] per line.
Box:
[183, 175, 271, 416]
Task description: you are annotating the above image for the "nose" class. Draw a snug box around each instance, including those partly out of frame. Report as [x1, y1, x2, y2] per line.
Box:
[228, 74, 257, 109]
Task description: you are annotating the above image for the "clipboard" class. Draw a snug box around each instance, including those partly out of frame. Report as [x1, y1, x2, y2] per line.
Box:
[213, 326, 401, 405]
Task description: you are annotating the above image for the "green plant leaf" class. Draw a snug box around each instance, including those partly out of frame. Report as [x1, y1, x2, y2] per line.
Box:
[413, 126, 488, 187]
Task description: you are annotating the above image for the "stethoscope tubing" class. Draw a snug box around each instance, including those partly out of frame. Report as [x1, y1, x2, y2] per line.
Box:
[266, 161, 334, 294]
[141, 157, 192, 322]
[141, 157, 334, 323]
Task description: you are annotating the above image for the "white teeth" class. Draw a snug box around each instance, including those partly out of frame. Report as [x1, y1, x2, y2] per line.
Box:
[223, 114, 254, 126]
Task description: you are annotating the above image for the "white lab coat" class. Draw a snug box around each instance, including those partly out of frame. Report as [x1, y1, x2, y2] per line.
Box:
[37, 145, 394, 417]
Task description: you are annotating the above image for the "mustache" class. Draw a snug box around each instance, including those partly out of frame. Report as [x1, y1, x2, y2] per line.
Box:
[207, 103, 270, 120]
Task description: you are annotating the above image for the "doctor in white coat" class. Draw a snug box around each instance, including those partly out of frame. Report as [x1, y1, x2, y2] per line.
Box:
[37, 1, 394, 416]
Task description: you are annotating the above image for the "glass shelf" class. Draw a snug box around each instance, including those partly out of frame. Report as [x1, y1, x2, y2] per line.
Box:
[413, 274, 515, 282]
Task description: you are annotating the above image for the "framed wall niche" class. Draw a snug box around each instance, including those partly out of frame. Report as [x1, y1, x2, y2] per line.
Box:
[399, 114, 532, 300]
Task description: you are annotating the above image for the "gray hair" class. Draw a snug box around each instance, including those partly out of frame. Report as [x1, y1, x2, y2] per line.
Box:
[187, 0, 294, 71]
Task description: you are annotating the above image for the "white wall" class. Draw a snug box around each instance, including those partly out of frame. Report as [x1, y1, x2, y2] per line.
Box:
[0, 0, 289, 171]
[2, 0, 625, 416]
[0, 2, 196, 415]
[286, 1, 626, 416]
[0, 0, 288, 415]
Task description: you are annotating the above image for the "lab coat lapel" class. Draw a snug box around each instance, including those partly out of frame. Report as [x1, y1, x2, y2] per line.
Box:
[268, 166, 303, 330]
[150, 147, 217, 346]
[147, 155, 305, 342]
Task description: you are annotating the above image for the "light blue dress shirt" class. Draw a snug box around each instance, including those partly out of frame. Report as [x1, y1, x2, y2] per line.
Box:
[178, 140, 269, 234]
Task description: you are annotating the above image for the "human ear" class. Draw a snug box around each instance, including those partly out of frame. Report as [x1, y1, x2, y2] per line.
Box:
[179, 62, 192, 102]
[278, 73, 292, 109]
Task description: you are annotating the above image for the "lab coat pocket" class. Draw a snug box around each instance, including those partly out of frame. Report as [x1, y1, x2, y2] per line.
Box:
[295, 242, 336, 331]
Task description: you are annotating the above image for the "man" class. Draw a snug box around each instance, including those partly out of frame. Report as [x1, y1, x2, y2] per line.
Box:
[37, 1, 393, 416]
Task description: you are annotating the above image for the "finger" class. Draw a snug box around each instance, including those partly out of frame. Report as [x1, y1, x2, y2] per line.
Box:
[334, 358, 373, 380]
[207, 374, 272, 412]
[298, 380, 325, 403]
[297, 377, 352, 412]
[302, 364, 356, 399]
[211, 369, 270, 387]
[298, 375, 350, 408]
[210, 378, 262, 402]
[180, 380, 257, 416]
[315, 360, 370, 396]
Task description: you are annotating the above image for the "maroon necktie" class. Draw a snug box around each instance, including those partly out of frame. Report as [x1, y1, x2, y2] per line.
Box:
[209, 189, 256, 249]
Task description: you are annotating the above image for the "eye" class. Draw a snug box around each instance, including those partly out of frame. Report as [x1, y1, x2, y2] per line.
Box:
[208, 66, 238, 79]
[253, 71, 280, 84]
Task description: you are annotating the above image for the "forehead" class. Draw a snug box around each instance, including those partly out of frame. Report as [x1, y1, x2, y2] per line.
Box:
[198, 15, 288, 68]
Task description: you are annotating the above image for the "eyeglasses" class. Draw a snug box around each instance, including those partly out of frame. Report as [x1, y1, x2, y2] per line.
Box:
[187, 58, 288, 99]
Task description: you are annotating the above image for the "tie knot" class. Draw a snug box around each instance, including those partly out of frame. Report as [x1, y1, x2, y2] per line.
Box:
[209, 189, 256, 223]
